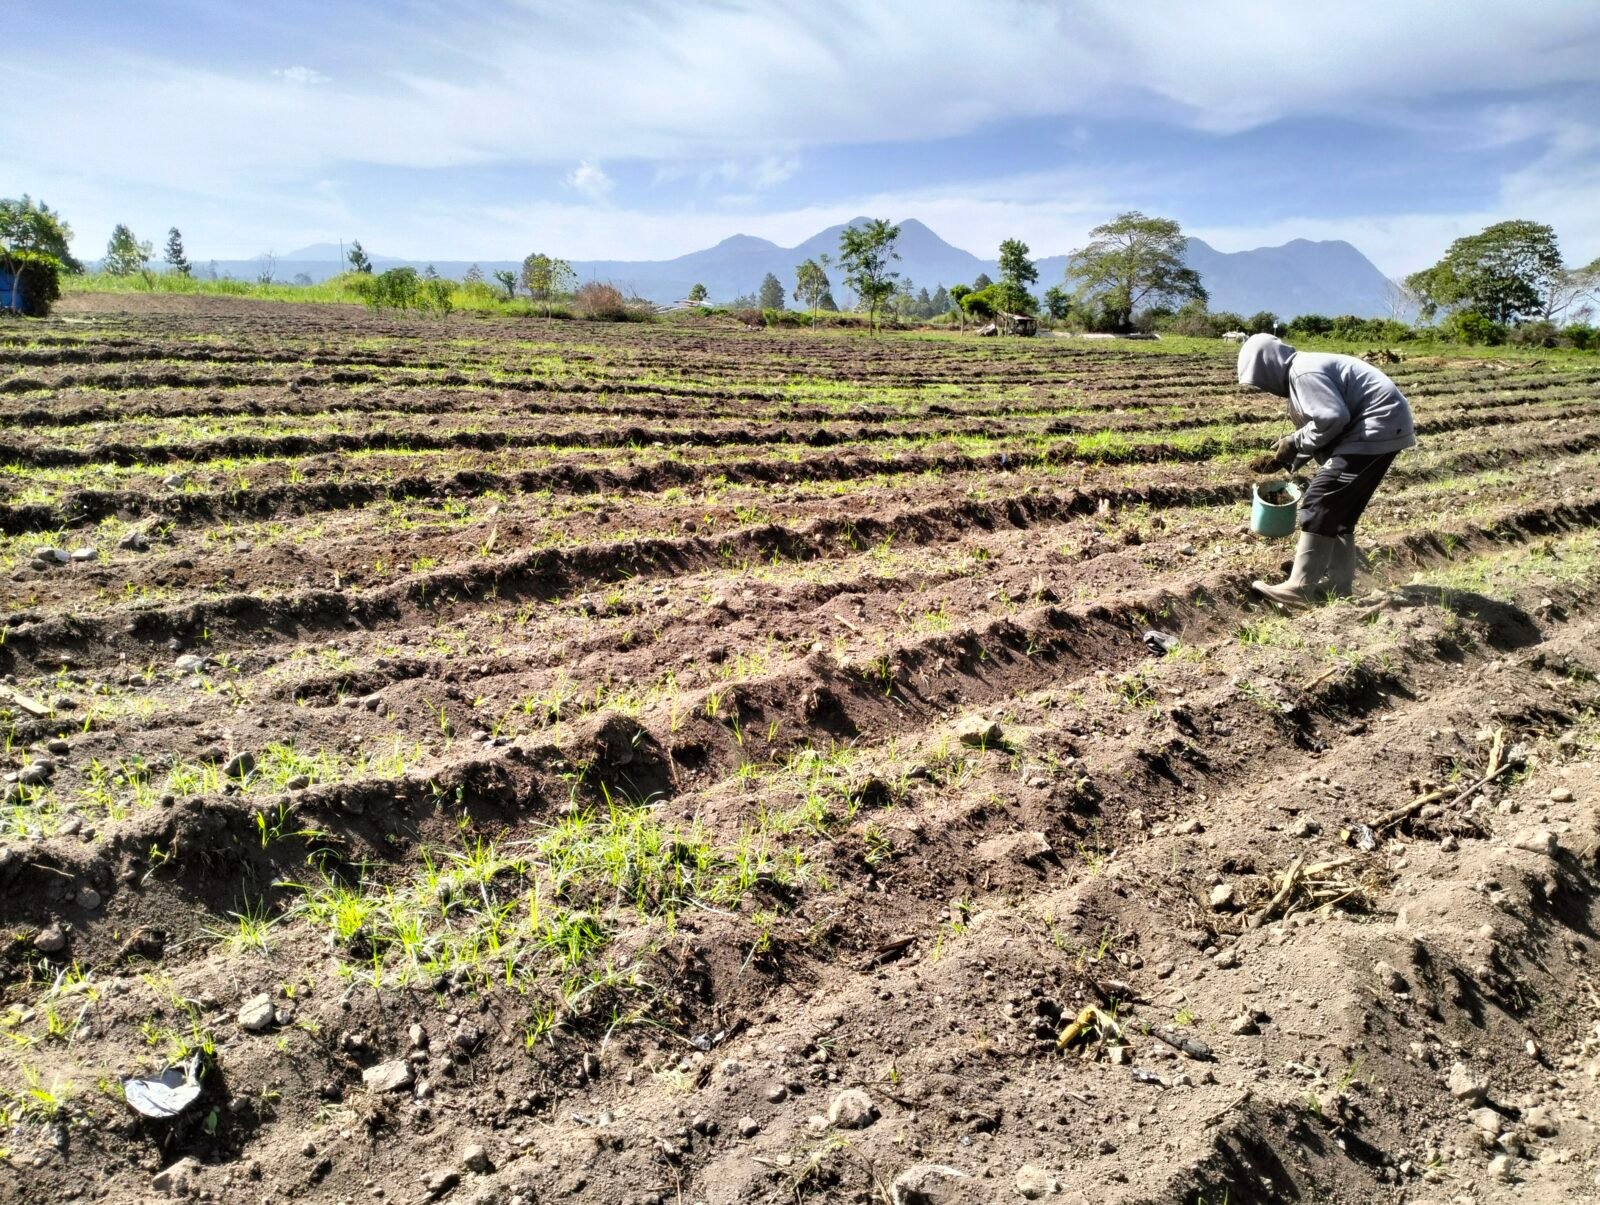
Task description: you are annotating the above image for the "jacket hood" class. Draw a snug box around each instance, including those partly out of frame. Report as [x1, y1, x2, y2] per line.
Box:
[1237, 333, 1296, 396]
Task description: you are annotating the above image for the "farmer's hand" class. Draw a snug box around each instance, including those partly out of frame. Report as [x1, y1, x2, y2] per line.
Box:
[1270, 434, 1298, 469]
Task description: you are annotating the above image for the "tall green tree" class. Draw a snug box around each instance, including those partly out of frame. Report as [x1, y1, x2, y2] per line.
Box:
[164, 227, 191, 276]
[837, 218, 901, 333]
[522, 253, 577, 316]
[492, 269, 517, 300]
[948, 283, 972, 331]
[996, 238, 1038, 314]
[1404, 220, 1564, 325]
[1067, 211, 1205, 332]
[104, 224, 152, 276]
[347, 240, 373, 274]
[1042, 285, 1071, 321]
[687, 282, 708, 304]
[0, 196, 81, 272]
[793, 257, 830, 325]
[929, 284, 949, 315]
[971, 272, 992, 291]
[463, 263, 484, 285]
[758, 272, 785, 311]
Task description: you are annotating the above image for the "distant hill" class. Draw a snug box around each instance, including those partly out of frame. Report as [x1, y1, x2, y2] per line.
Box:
[184, 220, 1398, 319]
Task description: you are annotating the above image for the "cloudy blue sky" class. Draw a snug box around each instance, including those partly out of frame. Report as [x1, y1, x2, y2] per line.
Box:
[13, 1, 1600, 274]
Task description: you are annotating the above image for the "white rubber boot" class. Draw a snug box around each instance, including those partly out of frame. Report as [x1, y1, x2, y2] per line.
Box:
[1252, 531, 1338, 611]
[1325, 534, 1359, 598]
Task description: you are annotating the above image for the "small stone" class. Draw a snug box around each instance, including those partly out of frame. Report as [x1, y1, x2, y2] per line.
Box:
[1488, 1154, 1513, 1183]
[33, 924, 66, 954]
[956, 716, 1004, 748]
[1440, 834, 1460, 852]
[974, 830, 1051, 866]
[20, 763, 51, 787]
[69, 547, 97, 562]
[738, 1115, 760, 1138]
[409, 1023, 428, 1049]
[891, 1163, 968, 1205]
[461, 1144, 491, 1174]
[1374, 960, 1405, 992]
[118, 530, 151, 552]
[45, 738, 70, 757]
[285, 774, 310, 791]
[175, 654, 207, 674]
[1447, 1062, 1487, 1105]
[1209, 883, 1236, 910]
[238, 993, 276, 1032]
[363, 1060, 415, 1093]
[582, 1052, 601, 1080]
[1511, 829, 1557, 856]
[77, 887, 101, 910]
[152, 1156, 202, 1195]
[827, 1088, 879, 1129]
[765, 1083, 788, 1103]
[424, 1169, 460, 1199]
[1213, 948, 1238, 969]
[1524, 1105, 1558, 1136]
[1550, 787, 1575, 803]
[1015, 1163, 1056, 1199]
[1291, 816, 1319, 838]
[33, 547, 69, 565]
[1229, 1015, 1259, 1036]
[1172, 818, 1204, 836]
[1470, 1107, 1503, 1136]
[1495, 1130, 1525, 1157]
[223, 751, 256, 779]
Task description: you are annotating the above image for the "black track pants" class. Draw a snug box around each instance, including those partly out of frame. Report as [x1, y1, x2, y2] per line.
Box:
[1297, 452, 1397, 537]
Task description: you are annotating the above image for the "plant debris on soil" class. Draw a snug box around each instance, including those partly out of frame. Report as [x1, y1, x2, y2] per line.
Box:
[3, 294, 1600, 1204]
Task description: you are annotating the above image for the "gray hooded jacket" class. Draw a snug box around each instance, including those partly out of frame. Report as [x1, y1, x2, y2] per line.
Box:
[1237, 333, 1415, 459]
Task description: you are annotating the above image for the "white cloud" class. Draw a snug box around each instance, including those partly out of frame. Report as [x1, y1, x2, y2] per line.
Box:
[13, 3, 1599, 178]
[271, 66, 328, 86]
[8, 2, 1600, 266]
[564, 161, 613, 202]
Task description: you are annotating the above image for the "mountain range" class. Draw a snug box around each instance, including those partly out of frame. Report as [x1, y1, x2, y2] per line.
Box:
[196, 218, 1397, 319]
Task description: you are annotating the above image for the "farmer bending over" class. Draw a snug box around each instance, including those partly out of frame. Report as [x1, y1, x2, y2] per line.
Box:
[1238, 333, 1415, 609]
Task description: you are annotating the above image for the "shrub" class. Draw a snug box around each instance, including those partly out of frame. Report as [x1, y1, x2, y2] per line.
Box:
[1289, 314, 1333, 337]
[1441, 310, 1507, 346]
[1559, 324, 1597, 351]
[1507, 320, 1558, 348]
[574, 281, 627, 321]
[0, 250, 62, 316]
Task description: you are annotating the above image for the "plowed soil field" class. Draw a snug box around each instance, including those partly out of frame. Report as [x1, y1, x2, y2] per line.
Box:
[4, 295, 1600, 1205]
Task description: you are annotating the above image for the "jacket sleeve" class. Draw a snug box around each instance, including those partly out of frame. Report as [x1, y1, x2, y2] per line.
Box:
[1288, 370, 1351, 454]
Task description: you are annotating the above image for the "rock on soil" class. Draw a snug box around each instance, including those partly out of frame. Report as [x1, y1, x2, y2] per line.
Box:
[955, 715, 1003, 747]
[1448, 1061, 1489, 1105]
[1512, 828, 1557, 855]
[237, 993, 276, 1032]
[974, 830, 1051, 866]
[362, 1059, 415, 1093]
[1015, 1163, 1057, 1199]
[152, 1157, 201, 1195]
[461, 1143, 491, 1173]
[827, 1087, 879, 1129]
[891, 1163, 968, 1205]
[33, 924, 66, 954]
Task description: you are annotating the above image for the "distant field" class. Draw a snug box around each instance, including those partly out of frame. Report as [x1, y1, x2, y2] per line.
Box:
[3, 294, 1599, 1204]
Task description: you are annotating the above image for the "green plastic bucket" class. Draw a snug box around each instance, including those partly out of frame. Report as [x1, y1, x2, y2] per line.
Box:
[1251, 480, 1301, 537]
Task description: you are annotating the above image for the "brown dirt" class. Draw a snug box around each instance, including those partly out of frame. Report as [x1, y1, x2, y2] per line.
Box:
[2, 296, 1600, 1205]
